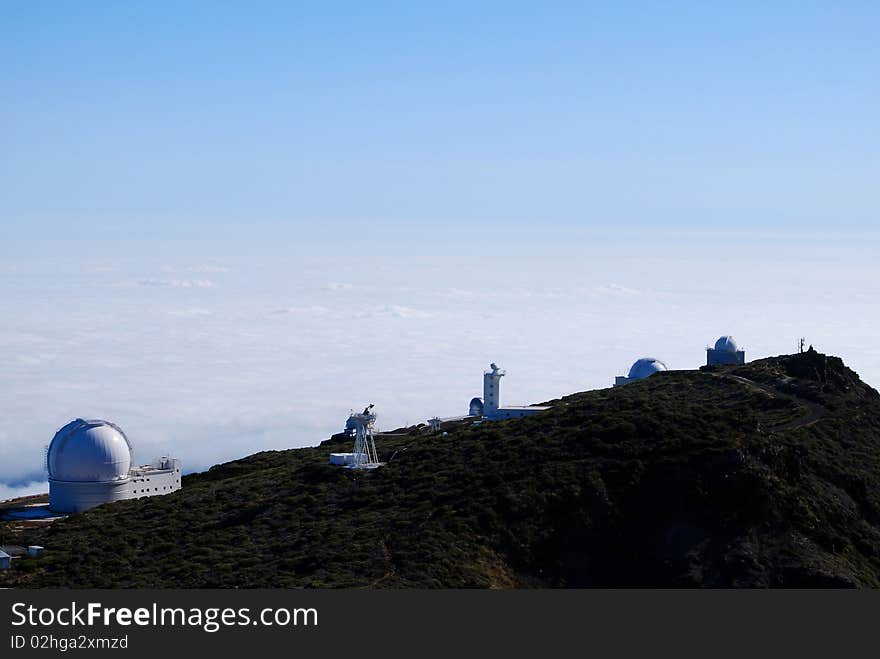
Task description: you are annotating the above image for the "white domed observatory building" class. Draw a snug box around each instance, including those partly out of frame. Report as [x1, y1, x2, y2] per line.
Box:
[46, 418, 181, 513]
[614, 357, 668, 387]
[707, 335, 746, 365]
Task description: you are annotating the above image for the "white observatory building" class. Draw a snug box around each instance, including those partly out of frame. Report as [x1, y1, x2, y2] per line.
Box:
[46, 418, 181, 513]
[480, 363, 550, 420]
[707, 335, 746, 365]
[614, 357, 668, 386]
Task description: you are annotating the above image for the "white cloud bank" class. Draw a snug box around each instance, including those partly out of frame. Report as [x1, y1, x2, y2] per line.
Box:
[1, 232, 878, 491]
[138, 278, 215, 288]
[0, 480, 47, 502]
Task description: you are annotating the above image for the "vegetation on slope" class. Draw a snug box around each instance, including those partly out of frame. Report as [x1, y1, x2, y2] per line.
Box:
[4, 349, 880, 588]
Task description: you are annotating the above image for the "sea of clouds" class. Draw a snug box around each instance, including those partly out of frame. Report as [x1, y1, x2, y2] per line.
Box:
[2, 230, 878, 499]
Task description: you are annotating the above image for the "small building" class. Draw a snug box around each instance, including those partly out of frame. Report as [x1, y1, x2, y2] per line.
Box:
[707, 335, 746, 365]
[614, 357, 668, 386]
[28, 546, 44, 558]
[0, 550, 10, 570]
[329, 452, 357, 466]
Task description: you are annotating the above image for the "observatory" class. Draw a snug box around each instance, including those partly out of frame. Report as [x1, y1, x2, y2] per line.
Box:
[46, 419, 181, 513]
[707, 335, 746, 365]
[614, 358, 668, 386]
[480, 363, 550, 420]
[330, 405, 384, 469]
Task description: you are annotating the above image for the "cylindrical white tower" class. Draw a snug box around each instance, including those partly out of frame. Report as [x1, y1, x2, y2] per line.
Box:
[483, 363, 505, 417]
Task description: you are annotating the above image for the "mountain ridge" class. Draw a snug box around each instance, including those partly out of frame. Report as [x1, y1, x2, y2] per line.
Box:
[3, 349, 880, 588]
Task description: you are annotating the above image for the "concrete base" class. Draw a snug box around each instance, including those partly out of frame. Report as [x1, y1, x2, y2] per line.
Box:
[707, 349, 746, 365]
[49, 479, 133, 513]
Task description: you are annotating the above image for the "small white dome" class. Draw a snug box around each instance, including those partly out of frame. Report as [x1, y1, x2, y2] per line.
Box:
[627, 358, 668, 380]
[714, 336, 739, 352]
[47, 419, 132, 483]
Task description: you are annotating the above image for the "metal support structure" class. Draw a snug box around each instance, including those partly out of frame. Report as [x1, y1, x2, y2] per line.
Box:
[347, 407, 382, 469]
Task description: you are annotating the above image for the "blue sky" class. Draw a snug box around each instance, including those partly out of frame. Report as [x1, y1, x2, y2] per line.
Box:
[2, 3, 879, 498]
[3, 2, 880, 235]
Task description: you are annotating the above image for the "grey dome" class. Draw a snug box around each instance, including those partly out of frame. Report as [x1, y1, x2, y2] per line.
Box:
[627, 358, 668, 380]
[47, 419, 132, 483]
[469, 397, 484, 416]
[714, 336, 739, 352]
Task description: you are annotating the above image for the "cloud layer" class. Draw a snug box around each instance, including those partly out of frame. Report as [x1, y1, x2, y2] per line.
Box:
[1, 233, 878, 495]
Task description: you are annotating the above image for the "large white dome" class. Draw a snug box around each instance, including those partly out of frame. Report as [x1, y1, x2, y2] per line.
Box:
[627, 357, 668, 380]
[714, 336, 739, 352]
[47, 419, 132, 483]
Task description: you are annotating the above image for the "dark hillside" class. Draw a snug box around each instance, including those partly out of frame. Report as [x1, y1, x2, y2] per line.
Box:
[4, 350, 880, 588]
